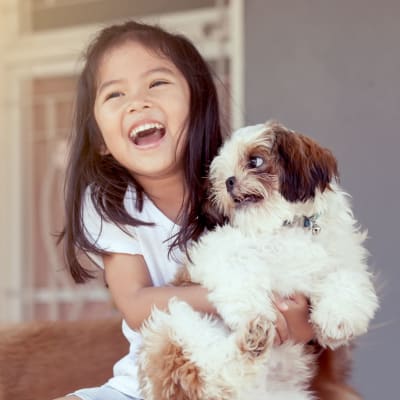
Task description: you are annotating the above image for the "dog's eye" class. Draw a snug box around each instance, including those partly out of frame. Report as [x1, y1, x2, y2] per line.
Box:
[248, 156, 264, 168]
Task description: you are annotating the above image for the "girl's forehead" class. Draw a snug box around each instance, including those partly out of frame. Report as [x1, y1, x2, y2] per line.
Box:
[96, 40, 177, 82]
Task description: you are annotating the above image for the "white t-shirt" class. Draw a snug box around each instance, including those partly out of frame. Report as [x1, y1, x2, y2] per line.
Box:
[83, 185, 183, 397]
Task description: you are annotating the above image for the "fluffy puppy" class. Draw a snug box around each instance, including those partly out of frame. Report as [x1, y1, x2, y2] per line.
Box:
[138, 121, 378, 400]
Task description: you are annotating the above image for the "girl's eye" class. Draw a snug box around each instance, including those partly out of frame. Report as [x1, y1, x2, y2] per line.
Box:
[105, 91, 124, 101]
[150, 80, 169, 88]
[248, 156, 264, 168]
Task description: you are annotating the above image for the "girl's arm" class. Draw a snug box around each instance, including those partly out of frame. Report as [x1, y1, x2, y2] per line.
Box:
[104, 252, 217, 331]
[105, 252, 315, 345]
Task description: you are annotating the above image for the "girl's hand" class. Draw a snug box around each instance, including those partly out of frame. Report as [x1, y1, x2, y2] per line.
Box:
[272, 293, 315, 345]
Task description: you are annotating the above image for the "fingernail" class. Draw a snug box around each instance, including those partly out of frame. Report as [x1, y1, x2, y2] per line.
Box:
[278, 301, 289, 311]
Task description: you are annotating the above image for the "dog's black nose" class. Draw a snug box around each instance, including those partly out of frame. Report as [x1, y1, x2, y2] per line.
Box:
[225, 176, 236, 192]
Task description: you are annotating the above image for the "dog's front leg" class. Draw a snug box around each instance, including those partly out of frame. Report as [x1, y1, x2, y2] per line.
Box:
[188, 226, 277, 358]
[309, 268, 378, 349]
[200, 263, 277, 359]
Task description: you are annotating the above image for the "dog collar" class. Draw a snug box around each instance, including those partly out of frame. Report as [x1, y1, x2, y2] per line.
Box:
[284, 213, 321, 235]
[303, 214, 321, 235]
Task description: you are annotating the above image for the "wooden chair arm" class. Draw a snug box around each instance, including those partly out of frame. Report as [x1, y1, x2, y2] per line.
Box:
[0, 317, 128, 399]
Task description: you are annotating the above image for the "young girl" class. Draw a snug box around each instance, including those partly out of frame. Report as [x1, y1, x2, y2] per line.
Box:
[55, 21, 340, 400]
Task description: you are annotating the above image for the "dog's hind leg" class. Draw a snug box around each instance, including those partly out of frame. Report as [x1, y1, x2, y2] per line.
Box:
[158, 340, 204, 400]
[138, 301, 206, 400]
[138, 299, 237, 400]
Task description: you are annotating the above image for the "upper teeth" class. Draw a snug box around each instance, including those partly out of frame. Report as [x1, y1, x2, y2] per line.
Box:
[129, 122, 163, 138]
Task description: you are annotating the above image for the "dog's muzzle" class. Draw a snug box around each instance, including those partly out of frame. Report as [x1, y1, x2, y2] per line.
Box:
[225, 176, 264, 205]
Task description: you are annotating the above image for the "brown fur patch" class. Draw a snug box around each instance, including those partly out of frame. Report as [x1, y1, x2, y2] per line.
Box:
[270, 124, 339, 202]
[245, 140, 281, 196]
[170, 267, 196, 287]
[143, 338, 204, 400]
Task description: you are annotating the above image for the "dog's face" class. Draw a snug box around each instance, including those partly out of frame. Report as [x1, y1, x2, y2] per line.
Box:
[209, 121, 338, 222]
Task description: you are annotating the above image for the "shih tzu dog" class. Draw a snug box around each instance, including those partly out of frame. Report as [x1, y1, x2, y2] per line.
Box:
[138, 121, 378, 400]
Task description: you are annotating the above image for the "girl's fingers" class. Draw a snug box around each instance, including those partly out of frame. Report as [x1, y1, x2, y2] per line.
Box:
[273, 293, 289, 311]
[273, 292, 308, 310]
[287, 292, 309, 308]
[272, 292, 315, 345]
[272, 292, 288, 345]
[273, 309, 289, 345]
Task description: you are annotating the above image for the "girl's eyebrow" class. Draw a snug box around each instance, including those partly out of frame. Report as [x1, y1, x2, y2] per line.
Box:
[97, 67, 176, 95]
[97, 79, 123, 95]
[144, 67, 175, 77]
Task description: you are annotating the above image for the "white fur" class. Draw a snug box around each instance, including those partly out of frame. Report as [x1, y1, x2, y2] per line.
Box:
[139, 122, 379, 400]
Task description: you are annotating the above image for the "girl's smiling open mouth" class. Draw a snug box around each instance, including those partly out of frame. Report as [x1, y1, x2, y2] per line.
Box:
[129, 122, 166, 147]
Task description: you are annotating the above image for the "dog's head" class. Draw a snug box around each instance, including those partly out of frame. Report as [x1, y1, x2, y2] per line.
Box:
[208, 120, 339, 223]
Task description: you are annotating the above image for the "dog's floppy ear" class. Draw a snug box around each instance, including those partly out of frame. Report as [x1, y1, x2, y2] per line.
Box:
[201, 180, 228, 229]
[271, 124, 339, 202]
[202, 193, 228, 229]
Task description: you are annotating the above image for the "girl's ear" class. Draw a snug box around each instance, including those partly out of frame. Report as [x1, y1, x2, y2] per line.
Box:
[271, 125, 339, 202]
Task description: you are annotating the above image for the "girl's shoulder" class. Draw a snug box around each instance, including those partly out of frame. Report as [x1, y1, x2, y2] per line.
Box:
[84, 183, 175, 233]
[83, 183, 139, 216]
[82, 184, 142, 265]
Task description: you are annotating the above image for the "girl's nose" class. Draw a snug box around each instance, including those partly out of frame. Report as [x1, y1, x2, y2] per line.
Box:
[126, 97, 151, 113]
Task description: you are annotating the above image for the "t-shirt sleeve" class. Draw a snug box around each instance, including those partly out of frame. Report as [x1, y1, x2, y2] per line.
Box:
[82, 188, 142, 268]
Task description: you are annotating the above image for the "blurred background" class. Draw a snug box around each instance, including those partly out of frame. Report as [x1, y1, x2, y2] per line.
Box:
[0, 0, 398, 398]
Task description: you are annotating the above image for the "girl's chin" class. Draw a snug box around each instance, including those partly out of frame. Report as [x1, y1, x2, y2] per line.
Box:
[129, 159, 183, 181]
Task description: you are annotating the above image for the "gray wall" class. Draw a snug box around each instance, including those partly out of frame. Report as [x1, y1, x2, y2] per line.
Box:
[244, 1, 399, 399]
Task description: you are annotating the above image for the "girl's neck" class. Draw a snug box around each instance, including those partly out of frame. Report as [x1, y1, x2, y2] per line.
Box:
[136, 172, 186, 224]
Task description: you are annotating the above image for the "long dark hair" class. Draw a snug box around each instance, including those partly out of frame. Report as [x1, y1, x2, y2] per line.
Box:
[59, 20, 223, 283]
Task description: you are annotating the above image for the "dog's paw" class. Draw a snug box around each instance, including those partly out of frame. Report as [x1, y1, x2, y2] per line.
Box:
[312, 321, 355, 349]
[311, 304, 369, 349]
[236, 315, 275, 359]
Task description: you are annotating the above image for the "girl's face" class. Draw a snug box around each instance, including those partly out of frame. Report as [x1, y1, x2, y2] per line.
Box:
[94, 40, 190, 182]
